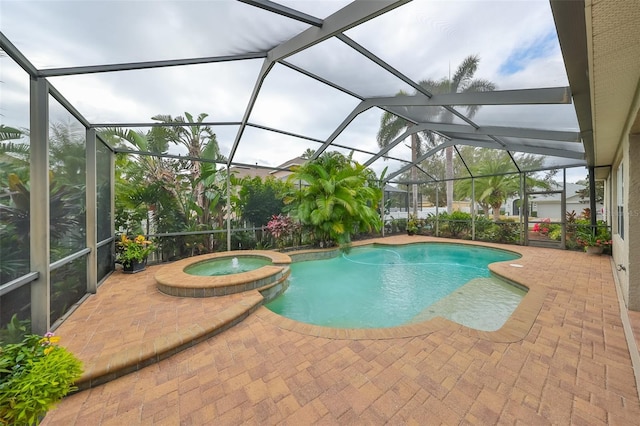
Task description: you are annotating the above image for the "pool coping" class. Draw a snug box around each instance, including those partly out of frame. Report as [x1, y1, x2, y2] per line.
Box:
[257, 238, 546, 343]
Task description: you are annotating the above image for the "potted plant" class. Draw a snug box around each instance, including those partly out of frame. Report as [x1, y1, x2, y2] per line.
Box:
[407, 215, 419, 236]
[576, 229, 612, 255]
[0, 326, 83, 425]
[116, 234, 155, 273]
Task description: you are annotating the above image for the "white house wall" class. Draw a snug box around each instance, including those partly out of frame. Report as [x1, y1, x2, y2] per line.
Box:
[535, 202, 603, 222]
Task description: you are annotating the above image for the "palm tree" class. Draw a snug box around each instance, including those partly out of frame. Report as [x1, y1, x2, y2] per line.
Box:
[151, 112, 225, 226]
[377, 92, 436, 216]
[418, 55, 496, 213]
[286, 152, 382, 247]
[301, 148, 316, 159]
[0, 125, 29, 188]
[455, 149, 551, 221]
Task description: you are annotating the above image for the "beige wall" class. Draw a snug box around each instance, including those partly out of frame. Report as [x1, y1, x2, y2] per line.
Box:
[627, 134, 640, 310]
[612, 132, 640, 310]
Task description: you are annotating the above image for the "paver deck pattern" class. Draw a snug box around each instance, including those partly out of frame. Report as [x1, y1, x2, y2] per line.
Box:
[42, 236, 640, 424]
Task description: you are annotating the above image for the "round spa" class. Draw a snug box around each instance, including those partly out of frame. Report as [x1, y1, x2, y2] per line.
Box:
[185, 256, 271, 276]
[155, 251, 291, 298]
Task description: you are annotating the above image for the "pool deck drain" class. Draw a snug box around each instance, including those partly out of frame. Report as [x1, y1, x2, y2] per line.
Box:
[43, 235, 640, 425]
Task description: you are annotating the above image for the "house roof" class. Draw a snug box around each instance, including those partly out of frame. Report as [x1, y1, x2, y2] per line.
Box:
[533, 183, 588, 203]
[229, 156, 307, 180]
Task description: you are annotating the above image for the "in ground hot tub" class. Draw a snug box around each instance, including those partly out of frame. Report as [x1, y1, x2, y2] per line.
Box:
[155, 251, 291, 298]
[185, 256, 271, 276]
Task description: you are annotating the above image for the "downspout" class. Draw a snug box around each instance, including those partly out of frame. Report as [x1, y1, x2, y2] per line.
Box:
[589, 165, 597, 235]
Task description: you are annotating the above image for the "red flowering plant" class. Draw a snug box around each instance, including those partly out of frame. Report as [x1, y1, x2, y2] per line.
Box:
[266, 214, 299, 249]
[532, 218, 551, 236]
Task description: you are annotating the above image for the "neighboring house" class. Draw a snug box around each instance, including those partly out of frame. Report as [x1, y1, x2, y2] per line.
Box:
[532, 183, 603, 221]
[504, 183, 603, 220]
[229, 156, 306, 181]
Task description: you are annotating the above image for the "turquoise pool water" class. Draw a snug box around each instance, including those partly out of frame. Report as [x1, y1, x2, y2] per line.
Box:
[265, 243, 525, 331]
[185, 257, 270, 276]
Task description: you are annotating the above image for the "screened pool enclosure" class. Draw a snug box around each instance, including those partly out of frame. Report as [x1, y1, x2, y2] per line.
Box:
[0, 0, 600, 333]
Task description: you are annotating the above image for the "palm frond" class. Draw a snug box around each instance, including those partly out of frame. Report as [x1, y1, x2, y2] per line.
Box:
[0, 125, 23, 141]
[376, 112, 408, 149]
[462, 79, 497, 118]
[0, 141, 29, 156]
[451, 54, 480, 92]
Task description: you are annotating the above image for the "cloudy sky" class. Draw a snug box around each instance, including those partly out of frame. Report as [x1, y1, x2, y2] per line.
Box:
[0, 0, 587, 181]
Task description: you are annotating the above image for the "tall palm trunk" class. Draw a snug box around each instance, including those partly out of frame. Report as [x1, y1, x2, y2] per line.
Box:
[188, 139, 209, 226]
[491, 202, 502, 221]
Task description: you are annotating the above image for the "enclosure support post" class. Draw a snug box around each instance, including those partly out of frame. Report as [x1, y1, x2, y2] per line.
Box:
[110, 143, 116, 265]
[226, 170, 231, 251]
[406, 184, 410, 221]
[559, 168, 566, 249]
[435, 184, 439, 237]
[86, 128, 97, 294]
[30, 77, 51, 334]
[521, 172, 526, 246]
[381, 186, 385, 237]
[471, 177, 475, 240]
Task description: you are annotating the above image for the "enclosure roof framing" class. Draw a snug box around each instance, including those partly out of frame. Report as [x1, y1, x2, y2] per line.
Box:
[365, 87, 573, 108]
[0, 0, 590, 183]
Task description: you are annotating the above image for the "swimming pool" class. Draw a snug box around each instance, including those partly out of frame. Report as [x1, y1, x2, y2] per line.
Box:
[265, 243, 525, 331]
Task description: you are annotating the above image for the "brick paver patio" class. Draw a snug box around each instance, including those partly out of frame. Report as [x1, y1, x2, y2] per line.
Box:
[41, 236, 640, 424]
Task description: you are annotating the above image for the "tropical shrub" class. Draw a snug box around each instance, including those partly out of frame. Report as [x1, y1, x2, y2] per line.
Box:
[406, 215, 419, 235]
[548, 224, 562, 241]
[285, 152, 383, 248]
[0, 315, 29, 346]
[230, 231, 257, 250]
[493, 219, 521, 243]
[234, 176, 291, 227]
[439, 211, 472, 238]
[0, 331, 83, 425]
[475, 219, 520, 244]
[475, 215, 493, 233]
